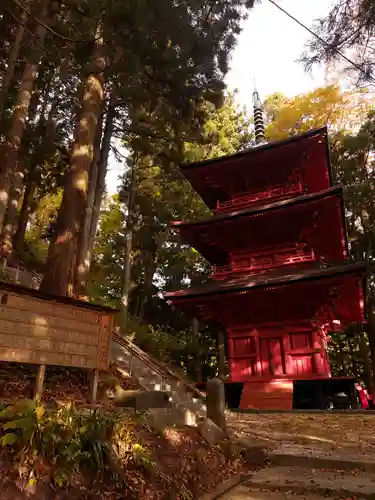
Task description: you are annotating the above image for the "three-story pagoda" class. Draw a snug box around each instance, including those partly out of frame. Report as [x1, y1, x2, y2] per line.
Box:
[164, 127, 367, 410]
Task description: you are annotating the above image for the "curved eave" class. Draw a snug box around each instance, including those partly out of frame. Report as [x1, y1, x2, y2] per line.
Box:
[172, 186, 348, 266]
[180, 127, 328, 171]
[163, 262, 367, 302]
[180, 127, 332, 210]
[173, 186, 343, 229]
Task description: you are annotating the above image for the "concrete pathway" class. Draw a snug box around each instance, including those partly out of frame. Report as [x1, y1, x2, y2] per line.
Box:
[226, 411, 375, 457]
[217, 465, 375, 499]
[204, 439, 375, 499]
[220, 489, 369, 500]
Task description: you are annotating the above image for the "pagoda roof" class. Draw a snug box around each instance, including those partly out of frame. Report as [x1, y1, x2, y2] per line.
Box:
[172, 186, 348, 266]
[164, 261, 367, 302]
[180, 127, 333, 210]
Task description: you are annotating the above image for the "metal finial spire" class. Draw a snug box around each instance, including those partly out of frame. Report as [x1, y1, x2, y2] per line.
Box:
[252, 83, 266, 146]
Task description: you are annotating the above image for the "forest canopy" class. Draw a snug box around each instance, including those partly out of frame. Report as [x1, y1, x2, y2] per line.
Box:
[1, 0, 375, 387]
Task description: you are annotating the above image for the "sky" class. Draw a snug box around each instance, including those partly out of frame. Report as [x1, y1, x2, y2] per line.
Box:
[226, 0, 334, 105]
[106, 0, 334, 194]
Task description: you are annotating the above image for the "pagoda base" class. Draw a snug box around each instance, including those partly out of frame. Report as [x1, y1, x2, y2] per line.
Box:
[236, 377, 361, 410]
[239, 379, 293, 410]
[197, 377, 365, 410]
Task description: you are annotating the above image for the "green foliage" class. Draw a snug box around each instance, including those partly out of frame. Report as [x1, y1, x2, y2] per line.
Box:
[184, 92, 252, 162]
[130, 443, 153, 472]
[23, 190, 63, 263]
[117, 93, 251, 310]
[301, 0, 375, 85]
[265, 84, 371, 140]
[86, 93, 252, 381]
[125, 318, 220, 380]
[0, 399, 153, 487]
[0, 400, 112, 485]
[87, 195, 126, 307]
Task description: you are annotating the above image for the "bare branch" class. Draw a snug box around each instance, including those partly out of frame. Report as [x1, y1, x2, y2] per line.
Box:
[11, 0, 95, 44]
[268, 0, 375, 84]
[6, 9, 52, 55]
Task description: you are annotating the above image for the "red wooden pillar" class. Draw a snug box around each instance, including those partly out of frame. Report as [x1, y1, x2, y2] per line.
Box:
[282, 333, 292, 375]
[227, 332, 234, 382]
[311, 327, 331, 376]
[217, 329, 226, 379]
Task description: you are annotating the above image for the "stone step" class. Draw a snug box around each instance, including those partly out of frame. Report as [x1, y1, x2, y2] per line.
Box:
[220, 486, 369, 500]
[269, 443, 375, 472]
[246, 465, 375, 498]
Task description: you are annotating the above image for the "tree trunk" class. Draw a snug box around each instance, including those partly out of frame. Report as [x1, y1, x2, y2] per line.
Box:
[337, 335, 346, 375]
[3, 79, 57, 258]
[13, 176, 38, 253]
[348, 339, 359, 378]
[88, 91, 116, 252]
[0, 3, 49, 233]
[121, 162, 135, 333]
[364, 240, 375, 393]
[0, 5, 28, 118]
[1, 159, 25, 255]
[357, 332, 375, 396]
[366, 297, 375, 393]
[74, 114, 103, 295]
[74, 90, 116, 294]
[139, 246, 157, 321]
[40, 45, 106, 296]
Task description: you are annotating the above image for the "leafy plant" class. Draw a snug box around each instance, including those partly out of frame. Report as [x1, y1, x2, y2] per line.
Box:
[130, 443, 153, 471]
[0, 400, 125, 487]
[113, 420, 154, 473]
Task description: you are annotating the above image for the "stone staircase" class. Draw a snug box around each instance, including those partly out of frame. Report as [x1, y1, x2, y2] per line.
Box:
[111, 333, 206, 426]
[217, 460, 375, 499]
[201, 442, 375, 499]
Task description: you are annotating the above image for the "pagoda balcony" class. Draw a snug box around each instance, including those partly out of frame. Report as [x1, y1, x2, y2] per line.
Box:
[215, 182, 304, 213]
[212, 244, 316, 280]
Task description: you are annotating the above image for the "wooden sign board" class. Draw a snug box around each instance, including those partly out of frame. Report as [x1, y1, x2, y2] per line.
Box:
[0, 288, 115, 371]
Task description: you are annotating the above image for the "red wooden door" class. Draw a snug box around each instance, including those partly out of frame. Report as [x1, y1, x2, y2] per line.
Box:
[285, 330, 330, 377]
[228, 335, 258, 381]
[260, 337, 285, 376]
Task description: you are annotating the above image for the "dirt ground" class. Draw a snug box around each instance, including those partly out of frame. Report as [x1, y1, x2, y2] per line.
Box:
[2, 363, 375, 497]
[0, 424, 251, 500]
[227, 411, 375, 456]
[0, 363, 253, 499]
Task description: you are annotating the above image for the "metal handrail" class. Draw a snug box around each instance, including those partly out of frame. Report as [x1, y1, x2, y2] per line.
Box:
[113, 332, 205, 401]
[113, 333, 166, 380]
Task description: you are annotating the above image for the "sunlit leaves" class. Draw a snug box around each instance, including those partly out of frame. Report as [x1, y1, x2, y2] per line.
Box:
[265, 84, 372, 141]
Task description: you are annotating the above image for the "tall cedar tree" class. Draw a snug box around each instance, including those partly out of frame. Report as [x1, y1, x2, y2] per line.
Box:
[40, 0, 255, 296]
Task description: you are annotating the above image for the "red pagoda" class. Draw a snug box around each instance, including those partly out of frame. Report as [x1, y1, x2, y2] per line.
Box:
[164, 126, 367, 410]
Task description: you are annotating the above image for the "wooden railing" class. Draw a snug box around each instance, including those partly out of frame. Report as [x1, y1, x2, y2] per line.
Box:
[215, 182, 304, 213]
[212, 244, 316, 280]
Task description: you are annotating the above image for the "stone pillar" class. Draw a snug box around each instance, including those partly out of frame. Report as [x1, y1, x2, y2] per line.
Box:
[192, 317, 202, 382]
[217, 329, 226, 379]
[206, 377, 226, 431]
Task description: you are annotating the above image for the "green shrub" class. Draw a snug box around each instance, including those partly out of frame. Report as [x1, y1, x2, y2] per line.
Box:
[0, 399, 153, 487]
